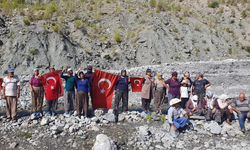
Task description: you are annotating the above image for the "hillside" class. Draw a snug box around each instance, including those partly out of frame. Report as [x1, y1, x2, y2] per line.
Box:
[0, 0, 250, 74]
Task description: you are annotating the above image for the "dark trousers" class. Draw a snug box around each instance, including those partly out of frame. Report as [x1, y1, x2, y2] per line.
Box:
[220, 108, 232, 120]
[195, 93, 205, 105]
[181, 98, 189, 109]
[114, 89, 128, 115]
[46, 99, 58, 111]
[142, 98, 151, 111]
[76, 91, 88, 116]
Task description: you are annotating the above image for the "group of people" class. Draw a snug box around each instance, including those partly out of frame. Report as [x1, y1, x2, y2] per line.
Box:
[0, 67, 250, 134]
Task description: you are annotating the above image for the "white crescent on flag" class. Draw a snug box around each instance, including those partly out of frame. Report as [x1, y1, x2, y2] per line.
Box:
[134, 79, 141, 86]
[98, 78, 112, 93]
[46, 77, 56, 89]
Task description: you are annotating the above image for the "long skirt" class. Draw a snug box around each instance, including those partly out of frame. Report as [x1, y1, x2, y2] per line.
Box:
[205, 108, 221, 123]
[32, 86, 44, 112]
[154, 89, 165, 111]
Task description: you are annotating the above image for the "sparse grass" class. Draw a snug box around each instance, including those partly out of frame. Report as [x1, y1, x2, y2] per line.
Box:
[160, 115, 166, 122]
[89, 5, 93, 11]
[228, 47, 232, 55]
[194, 22, 201, 31]
[75, 20, 83, 29]
[23, 19, 30, 26]
[202, 40, 207, 43]
[29, 49, 35, 55]
[106, 0, 110, 3]
[145, 113, 152, 121]
[206, 47, 210, 51]
[245, 46, 250, 54]
[208, 1, 219, 8]
[43, 2, 58, 20]
[241, 10, 247, 18]
[242, 32, 246, 35]
[18, 132, 32, 138]
[113, 29, 121, 43]
[225, 27, 230, 33]
[230, 19, 235, 24]
[195, 47, 200, 57]
[156, 9, 160, 13]
[51, 25, 58, 32]
[150, 0, 157, 8]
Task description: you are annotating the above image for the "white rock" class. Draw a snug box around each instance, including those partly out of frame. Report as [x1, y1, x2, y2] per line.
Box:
[40, 118, 49, 126]
[50, 125, 58, 131]
[210, 122, 222, 134]
[92, 126, 100, 131]
[9, 142, 18, 148]
[92, 134, 117, 150]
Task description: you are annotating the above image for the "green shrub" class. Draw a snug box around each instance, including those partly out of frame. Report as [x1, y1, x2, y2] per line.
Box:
[230, 19, 235, 24]
[75, 20, 83, 29]
[18, 132, 32, 138]
[106, 0, 110, 3]
[241, 10, 247, 18]
[228, 47, 232, 54]
[160, 115, 166, 122]
[150, 0, 156, 7]
[23, 19, 30, 26]
[33, 4, 46, 10]
[89, 5, 93, 11]
[43, 2, 57, 19]
[225, 27, 230, 33]
[41, 24, 49, 29]
[113, 30, 121, 43]
[51, 25, 58, 32]
[145, 113, 152, 121]
[29, 49, 35, 54]
[156, 9, 160, 13]
[245, 46, 250, 54]
[208, 1, 219, 8]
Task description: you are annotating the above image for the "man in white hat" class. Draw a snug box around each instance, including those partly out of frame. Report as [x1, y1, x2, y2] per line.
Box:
[2, 68, 20, 123]
[168, 98, 189, 134]
[61, 67, 76, 116]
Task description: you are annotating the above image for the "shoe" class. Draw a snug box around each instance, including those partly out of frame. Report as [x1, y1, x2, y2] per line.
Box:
[144, 111, 148, 114]
[52, 111, 56, 116]
[6, 118, 11, 122]
[156, 111, 159, 114]
[68, 111, 73, 115]
[241, 129, 246, 133]
[84, 116, 88, 119]
[12, 118, 17, 123]
[48, 111, 52, 116]
[77, 115, 81, 119]
[159, 113, 163, 115]
[35, 112, 40, 117]
[64, 112, 69, 115]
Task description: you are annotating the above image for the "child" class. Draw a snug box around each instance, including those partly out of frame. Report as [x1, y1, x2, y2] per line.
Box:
[180, 80, 190, 109]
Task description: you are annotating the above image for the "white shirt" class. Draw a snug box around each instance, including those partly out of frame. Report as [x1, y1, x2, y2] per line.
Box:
[180, 86, 189, 98]
[2, 76, 20, 96]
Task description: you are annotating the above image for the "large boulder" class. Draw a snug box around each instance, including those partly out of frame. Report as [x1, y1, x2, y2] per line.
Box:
[103, 113, 116, 123]
[210, 122, 222, 134]
[92, 134, 117, 150]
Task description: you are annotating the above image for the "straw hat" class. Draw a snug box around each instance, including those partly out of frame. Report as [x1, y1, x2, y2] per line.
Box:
[170, 98, 181, 106]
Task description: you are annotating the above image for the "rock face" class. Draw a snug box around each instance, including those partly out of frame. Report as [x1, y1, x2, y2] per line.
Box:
[92, 134, 117, 150]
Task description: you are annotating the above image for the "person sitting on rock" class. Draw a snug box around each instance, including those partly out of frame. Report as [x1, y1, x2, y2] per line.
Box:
[75, 67, 91, 118]
[29, 68, 44, 118]
[61, 67, 76, 116]
[202, 91, 221, 124]
[168, 98, 189, 134]
[185, 95, 202, 116]
[141, 69, 155, 114]
[230, 93, 250, 133]
[113, 70, 130, 117]
[217, 94, 232, 124]
[2, 68, 20, 123]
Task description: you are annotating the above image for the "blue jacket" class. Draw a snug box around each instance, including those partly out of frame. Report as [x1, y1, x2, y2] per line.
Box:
[74, 73, 90, 93]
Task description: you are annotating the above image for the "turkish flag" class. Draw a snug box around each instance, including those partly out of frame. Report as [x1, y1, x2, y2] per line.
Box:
[92, 69, 119, 110]
[41, 71, 64, 100]
[130, 77, 143, 92]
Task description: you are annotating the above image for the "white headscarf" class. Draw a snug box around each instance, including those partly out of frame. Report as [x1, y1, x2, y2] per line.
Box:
[206, 91, 214, 109]
[218, 94, 229, 103]
[191, 95, 198, 108]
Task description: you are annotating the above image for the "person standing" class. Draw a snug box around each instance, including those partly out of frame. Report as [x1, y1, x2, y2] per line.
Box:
[180, 71, 192, 89]
[217, 94, 232, 124]
[75, 67, 91, 118]
[230, 93, 250, 133]
[154, 73, 166, 115]
[2, 68, 20, 123]
[164, 72, 180, 105]
[141, 69, 155, 114]
[202, 91, 221, 123]
[180, 80, 190, 109]
[113, 70, 130, 116]
[192, 72, 211, 105]
[46, 66, 58, 116]
[29, 68, 44, 118]
[84, 66, 95, 107]
[61, 67, 76, 116]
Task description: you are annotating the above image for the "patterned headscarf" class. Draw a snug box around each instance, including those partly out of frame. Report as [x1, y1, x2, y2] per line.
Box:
[157, 73, 164, 84]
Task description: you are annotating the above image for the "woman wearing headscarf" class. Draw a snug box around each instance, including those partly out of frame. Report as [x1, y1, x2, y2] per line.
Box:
[202, 91, 221, 123]
[75, 67, 91, 118]
[164, 72, 180, 105]
[141, 69, 155, 114]
[154, 73, 167, 115]
[192, 72, 211, 105]
[113, 70, 130, 116]
[185, 95, 202, 116]
[218, 94, 232, 124]
[29, 68, 44, 118]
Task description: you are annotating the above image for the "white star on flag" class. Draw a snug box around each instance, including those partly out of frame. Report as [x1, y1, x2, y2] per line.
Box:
[51, 86, 54, 89]
[100, 89, 105, 93]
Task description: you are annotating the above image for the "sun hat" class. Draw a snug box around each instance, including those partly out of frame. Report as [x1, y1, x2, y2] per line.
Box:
[170, 98, 181, 106]
[8, 68, 14, 72]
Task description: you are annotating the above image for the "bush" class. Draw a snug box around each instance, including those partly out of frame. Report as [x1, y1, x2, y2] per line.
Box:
[51, 25, 58, 32]
[106, 0, 110, 3]
[41, 24, 49, 29]
[75, 20, 83, 29]
[230, 19, 235, 24]
[150, 0, 156, 7]
[208, 1, 219, 8]
[156, 9, 160, 13]
[89, 5, 93, 11]
[145, 113, 152, 121]
[241, 10, 247, 18]
[43, 2, 57, 19]
[157, 0, 166, 11]
[113, 30, 121, 43]
[245, 46, 250, 54]
[225, 27, 230, 33]
[33, 4, 46, 10]
[23, 19, 30, 26]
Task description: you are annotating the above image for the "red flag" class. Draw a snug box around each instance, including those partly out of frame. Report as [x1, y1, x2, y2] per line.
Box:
[130, 77, 143, 92]
[92, 69, 119, 110]
[41, 71, 64, 100]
